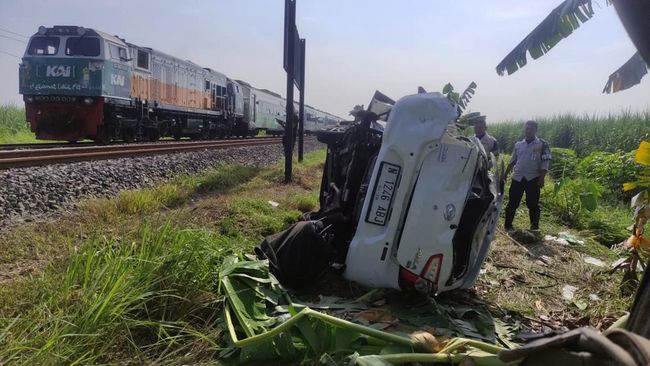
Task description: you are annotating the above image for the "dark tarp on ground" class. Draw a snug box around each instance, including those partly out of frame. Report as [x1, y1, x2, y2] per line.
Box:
[255, 220, 331, 289]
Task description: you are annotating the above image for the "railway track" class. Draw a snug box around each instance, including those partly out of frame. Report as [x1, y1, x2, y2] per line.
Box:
[0, 137, 284, 169]
[0, 142, 98, 151]
[0, 137, 266, 151]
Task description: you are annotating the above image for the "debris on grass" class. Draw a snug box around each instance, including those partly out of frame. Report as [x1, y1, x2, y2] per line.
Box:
[583, 256, 606, 267]
[538, 255, 553, 265]
[573, 299, 588, 311]
[543, 234, 570, 246]
[543, 232, 585, 246]
[561, 285, 577, 302]
[483, 226, 626, 324]
[560, 285, 589, 310]
[558, 231, 585, 245]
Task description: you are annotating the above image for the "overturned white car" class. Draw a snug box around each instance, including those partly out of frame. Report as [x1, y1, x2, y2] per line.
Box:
[343, 92, 502, 294]
[257, 90, 503, 295]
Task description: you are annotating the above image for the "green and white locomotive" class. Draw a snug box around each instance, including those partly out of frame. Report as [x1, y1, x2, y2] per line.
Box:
[18, 25, 341, 142]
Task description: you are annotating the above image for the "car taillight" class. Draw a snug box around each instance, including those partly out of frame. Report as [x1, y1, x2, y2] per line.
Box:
[399, 254, 444, 294]
[421, 254, 443, 283]
[399, 266, 436, 294]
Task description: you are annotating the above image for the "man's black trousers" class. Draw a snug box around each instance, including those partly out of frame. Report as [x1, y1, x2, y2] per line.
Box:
[505, 176, 540, 229]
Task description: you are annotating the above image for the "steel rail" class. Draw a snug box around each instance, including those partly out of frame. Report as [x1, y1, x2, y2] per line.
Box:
[0, 136, 273, 151]
[0, 142, 97, 150]
[0, 137, 283, 169]
[0, 136, 280, 159]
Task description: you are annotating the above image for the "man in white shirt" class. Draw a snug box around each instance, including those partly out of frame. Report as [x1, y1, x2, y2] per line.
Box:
[473, 117, 499, 157]
[504, 120, 551, 231]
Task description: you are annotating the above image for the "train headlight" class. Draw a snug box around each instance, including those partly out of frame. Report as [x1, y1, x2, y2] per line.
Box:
[83, 97, 93, 105]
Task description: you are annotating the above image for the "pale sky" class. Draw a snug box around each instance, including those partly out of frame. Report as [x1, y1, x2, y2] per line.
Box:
[0, 0, 648, 121]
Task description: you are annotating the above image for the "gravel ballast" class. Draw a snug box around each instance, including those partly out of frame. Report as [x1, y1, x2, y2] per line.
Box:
[0, 140, 322, 229]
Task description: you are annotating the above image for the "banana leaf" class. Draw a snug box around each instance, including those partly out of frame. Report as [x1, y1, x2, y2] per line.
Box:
[459, 82, 478, 110]
[496, 0, 595, 75]
[388, 297, 497, 344]
[602, 52, 649, 93]
[218, 257, 507, 364]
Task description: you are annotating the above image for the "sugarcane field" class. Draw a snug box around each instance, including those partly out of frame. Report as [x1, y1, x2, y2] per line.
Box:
[1, 1, 650, 365]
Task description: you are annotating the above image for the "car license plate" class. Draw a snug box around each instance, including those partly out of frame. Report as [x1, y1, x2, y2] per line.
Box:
[366, 162, 400, 226]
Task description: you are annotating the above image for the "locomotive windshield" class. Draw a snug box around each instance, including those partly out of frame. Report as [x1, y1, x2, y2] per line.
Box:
[65, 37, 100, 56]
[27, 37, 60, 55]
[109, 44, 128, 60]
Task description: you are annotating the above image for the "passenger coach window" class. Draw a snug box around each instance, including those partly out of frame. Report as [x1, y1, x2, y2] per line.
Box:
[137, 49, 150, 70]
[27, 37, 59, 55]
[65, 37, 100, 56]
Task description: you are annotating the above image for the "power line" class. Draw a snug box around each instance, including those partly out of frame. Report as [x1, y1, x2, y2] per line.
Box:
[0, 33, 26, 44]
[0, 50, 22, 59]
[0, 27, 28, 39]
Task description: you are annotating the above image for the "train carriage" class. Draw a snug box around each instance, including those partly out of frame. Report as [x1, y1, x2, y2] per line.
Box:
[251, 88, 286, 135]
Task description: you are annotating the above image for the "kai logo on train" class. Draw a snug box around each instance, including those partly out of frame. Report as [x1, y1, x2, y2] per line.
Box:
[110, 74, 125, 86]
[45, 65, 72, 77]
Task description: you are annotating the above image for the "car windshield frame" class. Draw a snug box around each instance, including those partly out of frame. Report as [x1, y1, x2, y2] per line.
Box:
[65, 37, 101, 57]
[27, 36, 60, 56]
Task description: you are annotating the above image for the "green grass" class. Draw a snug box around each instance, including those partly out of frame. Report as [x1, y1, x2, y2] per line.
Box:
[113, 165, 262, 215]
[0, 150, 326, 364]
[489, 110, 650, 156]
[0, 226, 233, 364]
[0, 104, 39, 144]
